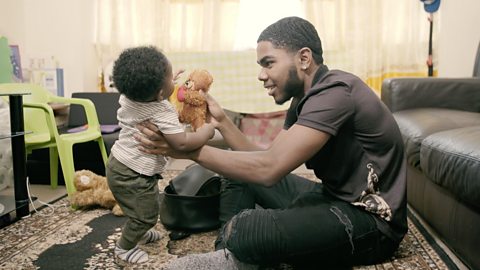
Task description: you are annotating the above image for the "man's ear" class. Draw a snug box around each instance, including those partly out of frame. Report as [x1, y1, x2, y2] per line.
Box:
[298, 47, 313, 70]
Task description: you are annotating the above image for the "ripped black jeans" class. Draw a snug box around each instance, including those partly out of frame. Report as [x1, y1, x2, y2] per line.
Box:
[216, 174, 398, 268]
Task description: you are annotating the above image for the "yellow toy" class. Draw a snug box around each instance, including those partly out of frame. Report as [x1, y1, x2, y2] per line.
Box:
[177, 69, 214, 131]
[70, 170, 124, 216]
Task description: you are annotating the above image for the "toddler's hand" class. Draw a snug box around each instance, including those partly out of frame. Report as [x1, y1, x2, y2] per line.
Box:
[173, 69, 185, 84]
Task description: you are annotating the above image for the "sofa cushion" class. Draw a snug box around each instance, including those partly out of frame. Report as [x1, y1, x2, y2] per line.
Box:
[393, 108, 480, 169]
[420, 126, 480, 209]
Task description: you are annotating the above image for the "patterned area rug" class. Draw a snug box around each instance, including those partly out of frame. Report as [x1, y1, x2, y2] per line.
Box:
[0, 170, 462, 270]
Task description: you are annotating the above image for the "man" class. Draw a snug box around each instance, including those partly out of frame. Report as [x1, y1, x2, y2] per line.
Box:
[137, 16, 407, 269]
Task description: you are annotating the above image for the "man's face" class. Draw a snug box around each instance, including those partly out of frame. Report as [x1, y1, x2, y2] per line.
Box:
[256, 41, 304, 105]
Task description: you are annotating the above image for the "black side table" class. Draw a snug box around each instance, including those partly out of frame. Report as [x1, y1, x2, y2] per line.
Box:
[0, 91, 30, 218]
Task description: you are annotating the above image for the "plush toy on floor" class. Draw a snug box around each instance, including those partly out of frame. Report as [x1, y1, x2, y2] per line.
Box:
[177, 69, 214, 131]
[70, 170, 124, 216]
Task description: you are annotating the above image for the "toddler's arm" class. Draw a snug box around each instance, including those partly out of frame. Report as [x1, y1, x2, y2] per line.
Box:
[162, 123, 215, 151]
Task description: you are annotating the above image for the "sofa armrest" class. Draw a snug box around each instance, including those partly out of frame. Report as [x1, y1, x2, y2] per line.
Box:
[381, 77, 480, 113]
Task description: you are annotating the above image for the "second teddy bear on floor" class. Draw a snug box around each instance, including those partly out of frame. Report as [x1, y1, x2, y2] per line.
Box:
[70, 169, 124, 216]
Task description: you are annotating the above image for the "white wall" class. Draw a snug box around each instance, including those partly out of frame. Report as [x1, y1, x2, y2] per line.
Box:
[437, 0, 480, 77]
[1, 0, 479, 96]
[0, 0, 97, 97]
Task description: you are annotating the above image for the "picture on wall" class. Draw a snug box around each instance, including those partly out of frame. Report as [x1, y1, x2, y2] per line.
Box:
[9, 45, 23, 82]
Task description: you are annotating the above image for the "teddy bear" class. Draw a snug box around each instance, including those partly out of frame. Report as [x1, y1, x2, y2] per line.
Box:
[70, 169, 124, 216]
[177, 69, 214, 131]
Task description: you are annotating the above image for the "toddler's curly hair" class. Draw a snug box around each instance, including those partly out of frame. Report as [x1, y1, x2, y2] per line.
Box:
[112, 46, 169, 102]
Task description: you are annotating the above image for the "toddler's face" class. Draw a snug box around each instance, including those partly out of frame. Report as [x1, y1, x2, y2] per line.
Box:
[158, 61, 175, 101]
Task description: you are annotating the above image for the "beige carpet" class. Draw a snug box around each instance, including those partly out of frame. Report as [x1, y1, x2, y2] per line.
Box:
[0, 170, 462, 270]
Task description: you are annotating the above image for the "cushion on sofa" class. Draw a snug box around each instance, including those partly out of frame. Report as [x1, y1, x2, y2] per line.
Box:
[68, 92, 121, 154]
[393, 108, 480, 169]
[420, 126, 480, 209]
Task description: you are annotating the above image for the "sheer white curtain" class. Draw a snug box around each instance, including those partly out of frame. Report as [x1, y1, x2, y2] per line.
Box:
[94, 0, 239, 67]
[303, 0, 437, 93]
[94, 0, 437, 94]
[233, 0, 303, 50]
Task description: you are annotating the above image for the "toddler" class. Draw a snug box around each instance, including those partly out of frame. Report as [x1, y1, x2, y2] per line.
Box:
[106, 46, 214, 264]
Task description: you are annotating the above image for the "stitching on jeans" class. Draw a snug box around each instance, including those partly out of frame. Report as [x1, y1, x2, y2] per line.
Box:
[330, 206, 355, 254]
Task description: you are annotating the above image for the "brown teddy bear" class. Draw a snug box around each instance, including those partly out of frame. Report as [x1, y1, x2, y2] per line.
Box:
[70, 170, 123, 216]
[177, 69, 214, 131]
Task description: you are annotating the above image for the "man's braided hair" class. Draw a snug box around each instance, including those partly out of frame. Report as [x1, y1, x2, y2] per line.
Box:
[257, 16, 323, 65]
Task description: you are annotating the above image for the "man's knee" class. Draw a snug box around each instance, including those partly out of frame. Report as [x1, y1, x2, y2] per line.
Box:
[220, 209, 287, 264]
[219, 179, 256, 224]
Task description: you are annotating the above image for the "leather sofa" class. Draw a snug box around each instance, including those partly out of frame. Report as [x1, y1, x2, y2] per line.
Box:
[381, 77, 480, 270]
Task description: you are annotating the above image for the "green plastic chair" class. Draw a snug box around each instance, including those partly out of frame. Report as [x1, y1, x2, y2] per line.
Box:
[0, 83, 108, 196]
[0, 36, 13, 83]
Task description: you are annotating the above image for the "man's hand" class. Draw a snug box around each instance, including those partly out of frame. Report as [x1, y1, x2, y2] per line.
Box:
[203, 92, 226, 128]
[135, 121, 196, 159]
[135, 121, 170, 155]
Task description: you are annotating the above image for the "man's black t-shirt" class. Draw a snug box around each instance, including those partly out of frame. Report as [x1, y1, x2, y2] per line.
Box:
[285, 67, 407, 243]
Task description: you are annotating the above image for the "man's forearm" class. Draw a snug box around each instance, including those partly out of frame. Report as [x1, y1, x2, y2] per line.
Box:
[190, 146, 279, 186]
